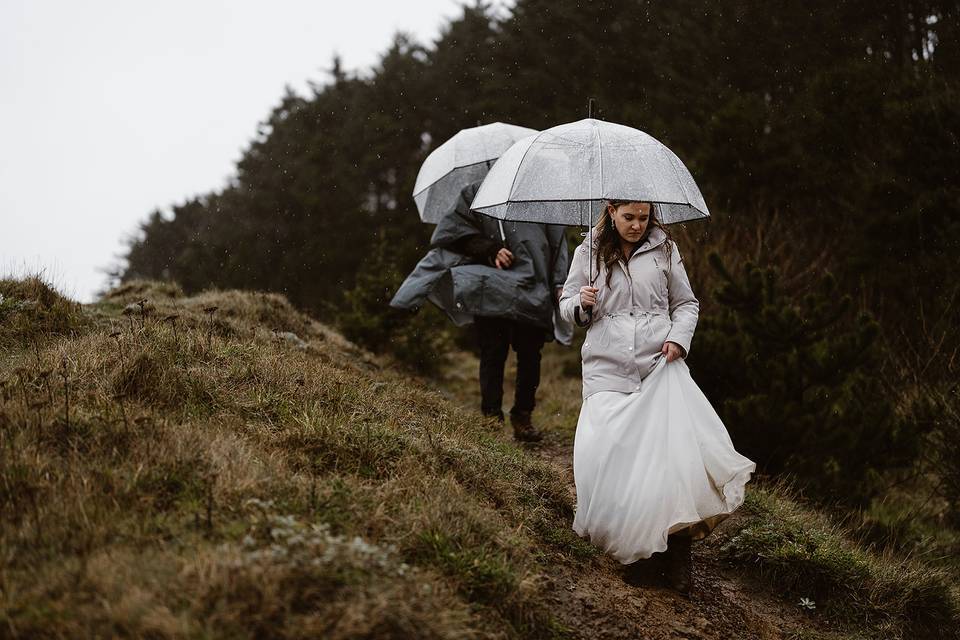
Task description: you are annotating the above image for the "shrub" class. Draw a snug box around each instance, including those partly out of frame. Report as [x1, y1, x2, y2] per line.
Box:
[0, 276, 86, 348]
[100, 279, 184, 306]
[914, 383, 960, 527]
[692, 254, 923, 505]
[339, 233, 451, 375]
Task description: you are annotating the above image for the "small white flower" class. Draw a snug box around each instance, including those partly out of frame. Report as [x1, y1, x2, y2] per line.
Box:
[799, 597, 816, 611]
[274, 515, 297, 527]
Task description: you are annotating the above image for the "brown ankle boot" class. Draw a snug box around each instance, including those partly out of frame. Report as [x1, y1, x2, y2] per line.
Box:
[665, 534, 692, 595]
[510, 410, 543, 442]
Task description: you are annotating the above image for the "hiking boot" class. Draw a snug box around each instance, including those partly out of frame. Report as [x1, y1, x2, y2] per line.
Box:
[510, 410, 543, 442]
[623, 552, 668, 587]
[482, 410, 505, 423]
[665, 534, 693, 595]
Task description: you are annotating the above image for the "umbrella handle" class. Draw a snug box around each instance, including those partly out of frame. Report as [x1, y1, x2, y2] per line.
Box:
[574, 306, 592, 327]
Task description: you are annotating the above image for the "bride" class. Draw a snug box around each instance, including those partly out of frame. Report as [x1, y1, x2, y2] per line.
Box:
[558, 200, 755, 594]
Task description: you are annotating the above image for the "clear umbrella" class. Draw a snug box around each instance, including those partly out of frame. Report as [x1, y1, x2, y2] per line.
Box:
[470, 118, 709, 225]
[413, 122, 537, 224]
[470, 117, 709, 323]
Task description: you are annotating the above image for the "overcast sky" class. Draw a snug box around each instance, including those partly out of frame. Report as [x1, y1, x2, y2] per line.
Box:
[0, 0, 469, 301]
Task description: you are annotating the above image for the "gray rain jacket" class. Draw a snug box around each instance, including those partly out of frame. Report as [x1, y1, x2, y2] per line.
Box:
[391, 183, 572, 343]
[558, 225, 699, 398]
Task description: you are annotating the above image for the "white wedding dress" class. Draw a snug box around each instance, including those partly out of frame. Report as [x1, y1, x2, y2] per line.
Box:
[573, 356, 756, 564]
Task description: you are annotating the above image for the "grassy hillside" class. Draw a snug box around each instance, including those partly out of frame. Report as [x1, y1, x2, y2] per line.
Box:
[1, 277, 957, 639]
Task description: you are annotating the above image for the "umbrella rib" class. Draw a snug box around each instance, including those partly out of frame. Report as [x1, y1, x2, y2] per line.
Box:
[412, 159, 507, 197]
[540, 134, 585, 147]
[589, 123, 604, 285]
[502, 136, 539, 218]
[596, 122, 604, 203]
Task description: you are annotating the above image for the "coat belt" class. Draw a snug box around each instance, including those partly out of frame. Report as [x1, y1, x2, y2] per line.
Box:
[598, 308, 669, 319]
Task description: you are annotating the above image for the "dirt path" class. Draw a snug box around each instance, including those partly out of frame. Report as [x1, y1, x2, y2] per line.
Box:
[533, 457, 824, 640]
[437, 345, 830, 639]
[534, 435, 822, 640]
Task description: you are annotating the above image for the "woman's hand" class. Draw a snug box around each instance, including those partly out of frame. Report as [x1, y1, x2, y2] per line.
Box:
[580, 286, 599, 309]
[494, 248, 514, 269]
[661, 341, 686, 362]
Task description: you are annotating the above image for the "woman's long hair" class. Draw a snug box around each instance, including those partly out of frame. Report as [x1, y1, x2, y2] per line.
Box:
[591, 201, 674, 287]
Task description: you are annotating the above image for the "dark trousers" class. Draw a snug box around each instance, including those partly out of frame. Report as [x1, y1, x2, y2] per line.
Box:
[475, 316, 547, 418]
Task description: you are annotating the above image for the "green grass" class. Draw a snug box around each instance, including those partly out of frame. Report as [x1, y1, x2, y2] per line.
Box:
[716, 483, 958, 638]
[0, 277, 575, 639]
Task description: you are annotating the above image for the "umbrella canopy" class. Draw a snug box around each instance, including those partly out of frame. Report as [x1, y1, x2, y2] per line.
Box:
[413, 122, 538, 223]
[470, 118, 709, 226]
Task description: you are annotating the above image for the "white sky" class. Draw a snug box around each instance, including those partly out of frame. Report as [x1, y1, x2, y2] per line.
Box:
[0, 0, 467, 301]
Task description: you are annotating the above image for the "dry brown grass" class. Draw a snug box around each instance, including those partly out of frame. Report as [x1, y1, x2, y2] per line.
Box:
[666, 209, 841, 319]
[0, 276, 87, 350]
[3, 274, 957, 639]
[0, 278, 578, 639]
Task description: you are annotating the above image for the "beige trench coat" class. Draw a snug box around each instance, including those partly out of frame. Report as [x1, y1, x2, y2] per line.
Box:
[558, 225, 700, 399]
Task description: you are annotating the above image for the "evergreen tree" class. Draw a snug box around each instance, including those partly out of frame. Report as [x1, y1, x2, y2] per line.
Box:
[339, 231, 450, 374]
[692, 253, 924, 505]
[117, 0, 959, 499]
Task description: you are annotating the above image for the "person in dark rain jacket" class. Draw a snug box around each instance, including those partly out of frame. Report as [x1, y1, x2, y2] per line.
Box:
[391, 181, 571, 441]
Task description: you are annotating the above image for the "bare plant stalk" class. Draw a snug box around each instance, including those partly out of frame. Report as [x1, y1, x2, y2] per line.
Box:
[59, 357, 69, 429]
[15, 369, 29, 413]
[40, 370, 53, 405]
[0, 411, 8, 461]
[163, 314, 180, 346]
[115, 392, 129, 433]
[121, 305, 135, 334]
[29, 486, 43, 544]
[205, 473, 217, 535]
[204, 306, 218, 352]
[110, 331, 125, 369]
[136, 298, 148, 329]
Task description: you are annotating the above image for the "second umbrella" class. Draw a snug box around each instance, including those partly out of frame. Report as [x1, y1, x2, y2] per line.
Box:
[413, 122, 537, 224]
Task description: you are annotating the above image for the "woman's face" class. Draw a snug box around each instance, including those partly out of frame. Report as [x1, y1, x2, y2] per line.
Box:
[609, 202, 651, 244]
